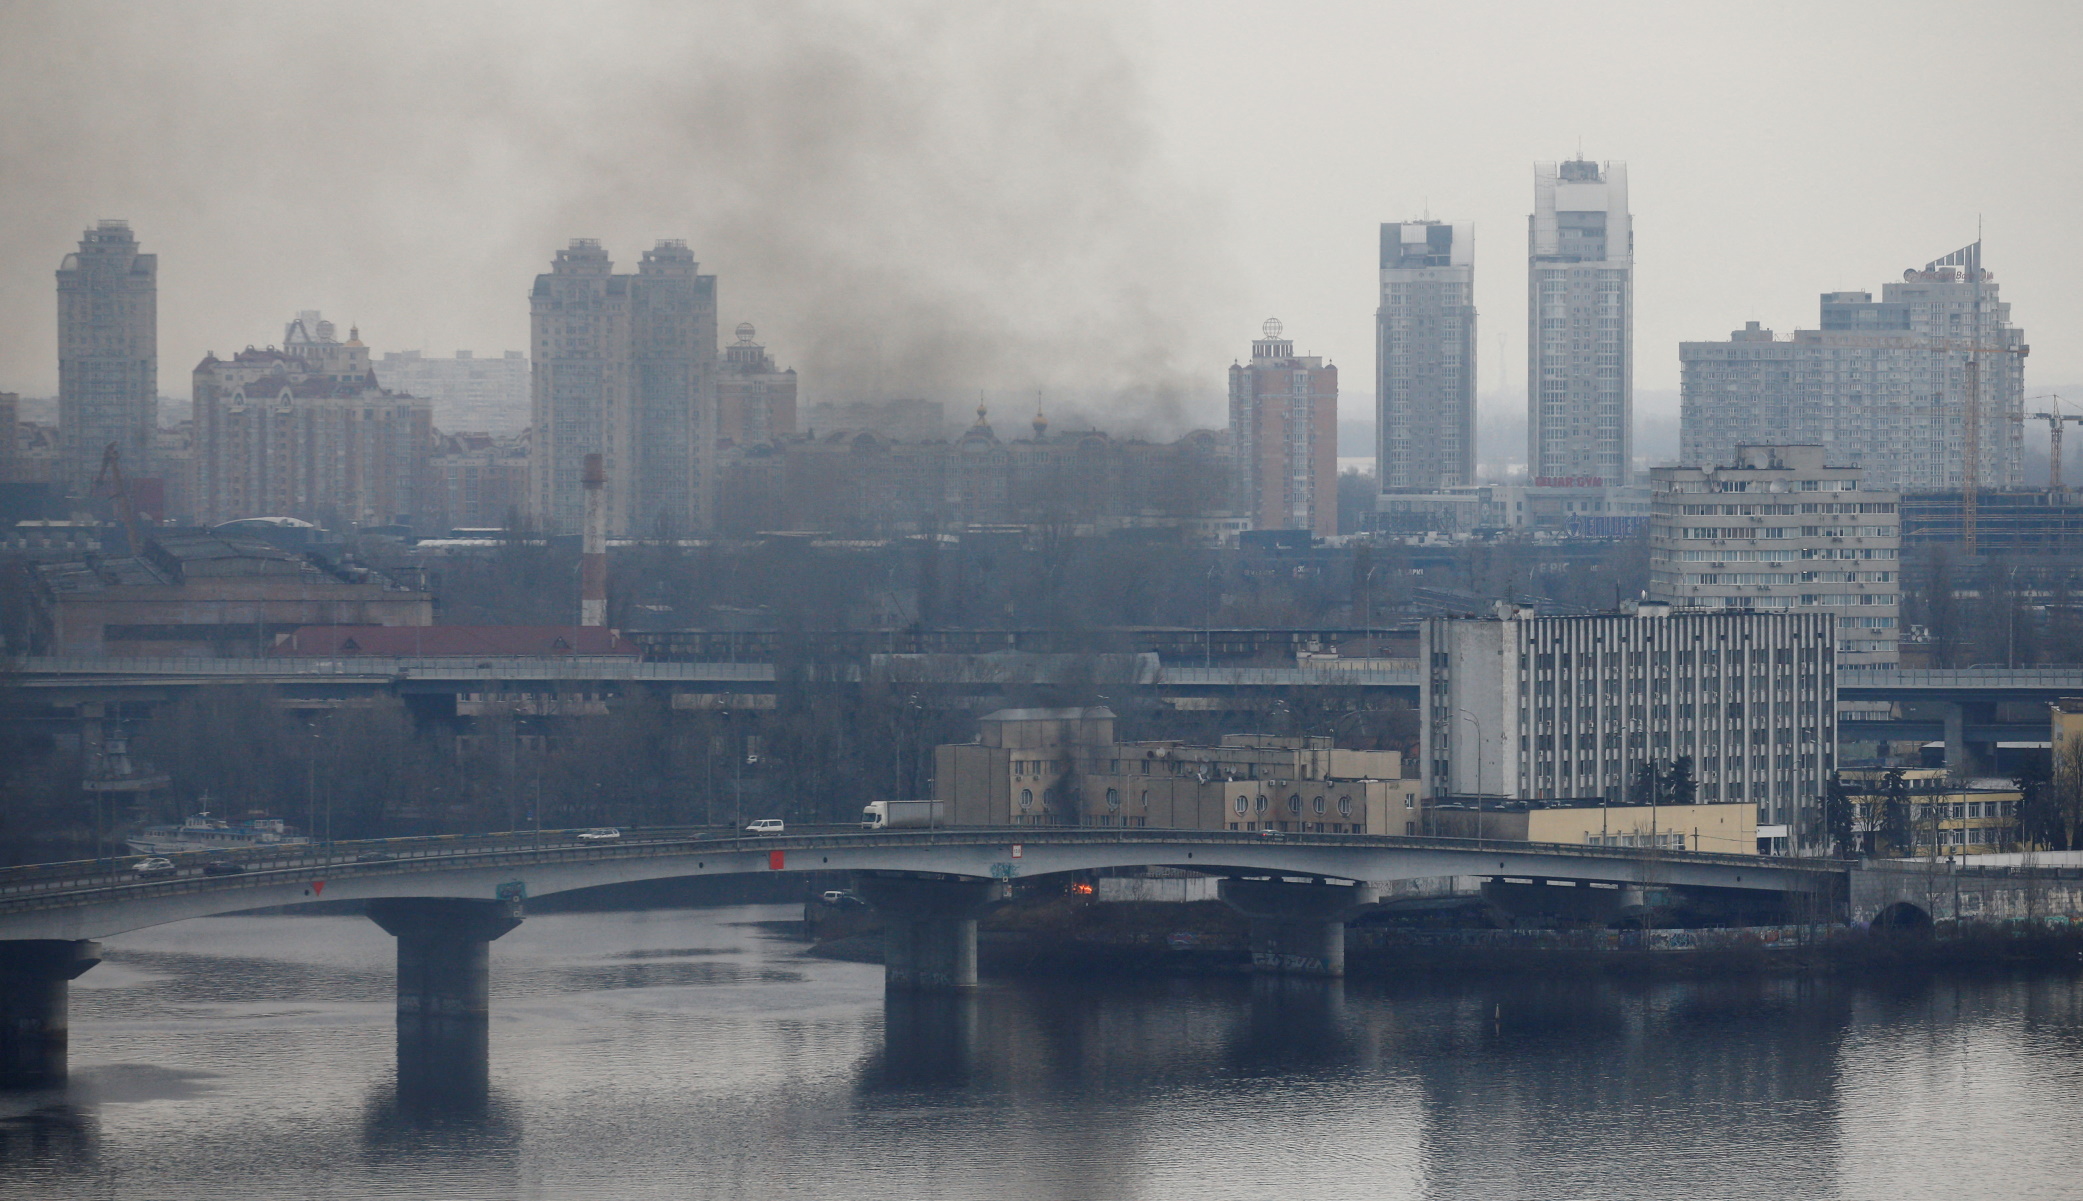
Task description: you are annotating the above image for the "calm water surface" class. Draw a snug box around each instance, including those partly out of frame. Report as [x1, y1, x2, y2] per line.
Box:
[3, 905, 2081, 1200]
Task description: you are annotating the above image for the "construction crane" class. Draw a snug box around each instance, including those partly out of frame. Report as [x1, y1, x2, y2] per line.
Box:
[2010, 396, 2083, 491]
[91, 441, 148, 555]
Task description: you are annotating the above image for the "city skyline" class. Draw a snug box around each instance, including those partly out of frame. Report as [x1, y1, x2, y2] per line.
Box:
[1, 3, 2077, 427]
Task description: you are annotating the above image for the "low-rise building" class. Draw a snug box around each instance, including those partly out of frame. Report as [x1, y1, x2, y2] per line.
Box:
[934, 707, 1419, 833]
[1835, 767, 2022, 856]
[1428, 798, 1757, 854]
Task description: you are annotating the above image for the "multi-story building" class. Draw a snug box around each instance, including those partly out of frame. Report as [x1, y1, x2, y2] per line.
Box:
[430, 430, 531, 531]
[1648, 445, 1900, 676]
[375, 345, 529, 433]
[1420, 602, 1836, 854]
[530, 238, 718, 537]
[1680, 247, 2028, 492]
[1835, 767, 2022, 857]
[715, 323, 797, 448]
[56, 220, 157, 493]
[192, 315, 435, 528]
[1527, 159, 1632, 488]
[1376, 220, 1475, 492]
[934, 706, 1419, 832]
[1229, 319, 1336, 537]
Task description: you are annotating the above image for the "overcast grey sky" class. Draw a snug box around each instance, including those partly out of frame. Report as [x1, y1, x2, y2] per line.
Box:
[2, 0, 2078, 436]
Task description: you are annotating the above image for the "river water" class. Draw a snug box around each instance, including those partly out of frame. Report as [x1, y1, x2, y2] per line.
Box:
[4, 905, 2081, 1200]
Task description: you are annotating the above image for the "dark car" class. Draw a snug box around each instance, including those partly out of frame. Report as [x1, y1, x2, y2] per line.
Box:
[201, 860, 247, 876]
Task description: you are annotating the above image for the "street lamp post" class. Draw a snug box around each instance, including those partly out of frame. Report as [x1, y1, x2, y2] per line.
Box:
[1455, 707, 1486, 848]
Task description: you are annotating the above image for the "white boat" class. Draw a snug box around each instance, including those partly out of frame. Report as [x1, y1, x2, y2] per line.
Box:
[126, 812, 310, 856]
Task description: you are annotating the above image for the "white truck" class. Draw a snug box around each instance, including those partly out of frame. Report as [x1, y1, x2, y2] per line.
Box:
[861, 799, 946, 830]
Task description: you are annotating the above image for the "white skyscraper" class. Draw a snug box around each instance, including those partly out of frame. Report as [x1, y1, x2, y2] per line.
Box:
[1376, 221, 1476, 492]
[1528, 159, 1632, 487]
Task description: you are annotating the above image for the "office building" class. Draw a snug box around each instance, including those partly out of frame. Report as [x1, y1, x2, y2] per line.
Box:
[1680, 247, 2027, 492]
[375, 346, 529, 433]
[530, 238, 717, 536]
[1420, 602, 1835, 854]
[56, 220, 157, 492]
[716, 323, 797, 448]
[1229, 319, 1337, 536]
[1376, 220, 1476, 491]
[192, 315, 434, 528]
[934, 707, 1419, 832]
[1649, 445, 1900, 676]
[1527, 159, 1632, 487]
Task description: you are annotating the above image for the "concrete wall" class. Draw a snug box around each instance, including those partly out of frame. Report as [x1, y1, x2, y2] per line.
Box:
[1850, 864, 2083, 924]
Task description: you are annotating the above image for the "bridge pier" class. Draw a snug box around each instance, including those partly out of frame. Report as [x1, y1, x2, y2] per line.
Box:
[853, 875, 995, 990]
[0, 940, 101, 1088]
[1218, 878, 1377, 978]
[365, 898, 523, 1028]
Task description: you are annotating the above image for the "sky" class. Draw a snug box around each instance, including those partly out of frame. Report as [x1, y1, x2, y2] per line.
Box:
[2, 0, 2079, 449]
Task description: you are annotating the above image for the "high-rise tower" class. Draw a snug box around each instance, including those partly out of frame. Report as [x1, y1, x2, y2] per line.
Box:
[1376, 220, 1476, 492]
[57, 220, 157, 493]
[1229, 319, 1337, 536]
[530, 239, 717, 536]
[1527, 160, 1632, 487]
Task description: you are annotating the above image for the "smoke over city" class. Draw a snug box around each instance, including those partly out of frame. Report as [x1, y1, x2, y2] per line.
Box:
[0, 0, 1232, 430]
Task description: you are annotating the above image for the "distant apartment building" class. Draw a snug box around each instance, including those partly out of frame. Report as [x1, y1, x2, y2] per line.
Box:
[57, 220, 157, 492]
[1835, 767, 2022, 857]
[191, 314, 435, 528]
[1680, 246, 2027, 492]
[430, 429, 530, 531]
[1377, 221, 1476, 492]
[716, 411, 1232, 538]
[0, 393, 16, 485]
[1421, 602, 1836, 854]
[375, 345, 529, 433]
[1649, 446, 1900, 676]
[934, 706, 1419, 832]
[530, 238, 718, 537]
[1230, 319, 1337, 536]
[716, 323, 797, 448]
[1527, 159, 1632, 487]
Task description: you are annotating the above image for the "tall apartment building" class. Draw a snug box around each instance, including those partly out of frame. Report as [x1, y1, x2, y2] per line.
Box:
[57, 220, 157, 492]
[192, 315, 434, 528]
[716, 323, 797, 448]
[1229, 319, 1337, 537]
[1376, 221, 1476, 492]
[375, 346, 529, 433]
[1421, 602, 1836, 854]
[1527, 160, 1632, 487]
[1649, 445, 1900, 676]
[530, 239, 718, 536]
[1680, 247, 2027, 491]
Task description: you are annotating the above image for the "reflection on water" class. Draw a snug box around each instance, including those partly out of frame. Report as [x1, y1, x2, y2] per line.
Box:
[2, 906, 2081, 1200]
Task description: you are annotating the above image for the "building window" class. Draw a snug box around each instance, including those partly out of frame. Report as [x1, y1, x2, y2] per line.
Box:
[1287, 794, 1301, 814]
[1312, 795, 1326, 814]
[1254, 795, 1268, 814]
[1106, 788, 1120, 810]
[1019, 789, 1033, 811]
[1235, 795, 1249, 814]
[1338, 795, 1353, 817]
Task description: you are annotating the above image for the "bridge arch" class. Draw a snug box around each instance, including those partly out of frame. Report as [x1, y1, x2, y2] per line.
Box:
[1870, 900, 1933, 932]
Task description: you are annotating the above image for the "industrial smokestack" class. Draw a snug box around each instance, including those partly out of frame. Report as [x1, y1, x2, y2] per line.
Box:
[581, 452, 607, 628]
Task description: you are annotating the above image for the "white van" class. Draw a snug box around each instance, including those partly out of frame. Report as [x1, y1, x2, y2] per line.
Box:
[746, 818, 784, 834]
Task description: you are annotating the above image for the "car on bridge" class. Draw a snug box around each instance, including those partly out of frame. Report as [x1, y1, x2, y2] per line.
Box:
[132, 857, 176, 878]
[577, 828, 622, 842]
[746, 819, 784, 834]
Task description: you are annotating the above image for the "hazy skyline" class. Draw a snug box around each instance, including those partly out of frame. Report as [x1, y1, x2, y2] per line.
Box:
[2, 0, 2079, 439]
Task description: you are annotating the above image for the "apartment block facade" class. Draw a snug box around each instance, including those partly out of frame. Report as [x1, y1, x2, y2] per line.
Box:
[1527, 160, 1632, 487]
[530, 239, 718, 536]
[375, 347, 529, 434]
[1680, 249, 2027, 492]
[716, 323, 797, 448]
[57, 220, 157, 493]
[191, 316, 434, 528]
[1420, 603, 1836, 854]
[1649, 445, 1900, 675]
[1229, 319, 1337, 537]
[1376, 220, 1476, 492]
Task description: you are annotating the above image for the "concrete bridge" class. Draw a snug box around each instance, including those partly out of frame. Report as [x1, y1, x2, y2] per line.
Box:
[0, 827, 1845, 1088]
